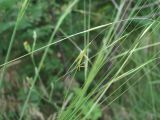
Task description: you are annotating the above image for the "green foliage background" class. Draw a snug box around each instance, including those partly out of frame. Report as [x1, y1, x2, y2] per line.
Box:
[0, 0, 160, 120]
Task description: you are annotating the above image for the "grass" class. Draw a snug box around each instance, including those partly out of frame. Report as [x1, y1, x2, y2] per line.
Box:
[1, 0, 160, 119]
[0, 0, 30, 88]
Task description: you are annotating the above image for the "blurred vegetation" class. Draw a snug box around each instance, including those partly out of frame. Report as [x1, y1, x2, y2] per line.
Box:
[0, 0, 160, 120]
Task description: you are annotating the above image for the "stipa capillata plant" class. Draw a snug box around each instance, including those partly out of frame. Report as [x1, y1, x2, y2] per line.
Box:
[1, 0, 160, 120]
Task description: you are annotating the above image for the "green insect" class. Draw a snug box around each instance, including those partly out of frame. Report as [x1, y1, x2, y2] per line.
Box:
[75, 43, 92, 71]
[75, 49, 87, 71]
